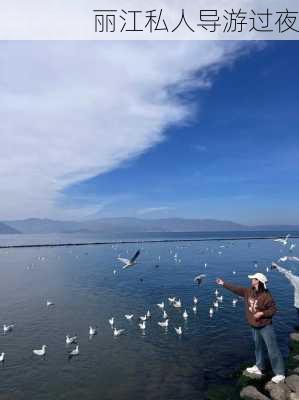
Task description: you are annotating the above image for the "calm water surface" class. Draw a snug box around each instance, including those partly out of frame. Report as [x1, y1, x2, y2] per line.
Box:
[0, 233, 298, 399]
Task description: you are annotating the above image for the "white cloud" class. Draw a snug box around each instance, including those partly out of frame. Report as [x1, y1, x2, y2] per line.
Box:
[0, 41, 251, 219]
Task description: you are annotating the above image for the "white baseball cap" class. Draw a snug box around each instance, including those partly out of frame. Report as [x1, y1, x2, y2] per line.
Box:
[248, 272, 268, 289]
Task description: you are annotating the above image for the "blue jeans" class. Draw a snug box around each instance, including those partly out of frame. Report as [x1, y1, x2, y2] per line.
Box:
[251, 324, 285, 375]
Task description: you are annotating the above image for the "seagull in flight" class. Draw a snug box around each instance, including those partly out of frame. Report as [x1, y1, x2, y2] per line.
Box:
[0, 353, 5, 363]
[193, 274, 206, 285]
[117, 250, 141, 269]
[274, 234, 290, 246]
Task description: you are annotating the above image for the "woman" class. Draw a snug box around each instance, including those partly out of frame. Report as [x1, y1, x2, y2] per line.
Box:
[216, 272, 285, 383]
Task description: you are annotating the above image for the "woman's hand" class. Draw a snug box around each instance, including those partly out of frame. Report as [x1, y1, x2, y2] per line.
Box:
[254, 311, 264, 319]
[216, 278, 224, 286]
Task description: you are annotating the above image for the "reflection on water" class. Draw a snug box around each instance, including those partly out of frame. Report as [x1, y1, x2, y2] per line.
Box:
[0, 235, 298, 399]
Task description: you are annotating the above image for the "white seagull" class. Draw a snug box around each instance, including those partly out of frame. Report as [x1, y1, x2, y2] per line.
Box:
[168, 297, 176, 303]
[157, 302, 165, 310]
[109, 318, 114, 328]
[3, 324, 14, 334]
[193, 296, 198, 304]
[66, 335, 77, 345]
[158, 319, 169, 328]
[89, 326, 97, 337]
[174, 327, 182, 335]
[192, 305, 197, 313]
[173, 299, 182, 308]
[46, 300, 54, 307]
[290, 243, 296, 251]
[182, 310, 188, 319]
[274, 234, 290, 246]
[0, 353, 5, 362]
[69, 345, 79, 357]
[113, 328, 125, 337]
[125, 314, 134, 320]
[162, 310, 168, 319]
[232, 299, 238, 307]
[146, 310, 151, 318]
[216, 296, 223, 302]
[138, 321, 146, 330]
[209, 308, 214, 317]
[139, 315, 147, 322]
[33, 345, 47, 357]
[117, 250, 141, 269]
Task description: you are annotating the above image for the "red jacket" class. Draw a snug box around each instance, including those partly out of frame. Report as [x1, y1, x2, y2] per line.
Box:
[223, 282, 277, 328]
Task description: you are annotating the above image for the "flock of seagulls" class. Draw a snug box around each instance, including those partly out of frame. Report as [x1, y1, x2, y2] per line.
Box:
[1, 234, 298, 366]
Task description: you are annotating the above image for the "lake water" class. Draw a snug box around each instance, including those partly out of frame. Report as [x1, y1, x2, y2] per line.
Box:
[0, 232, 298, 399]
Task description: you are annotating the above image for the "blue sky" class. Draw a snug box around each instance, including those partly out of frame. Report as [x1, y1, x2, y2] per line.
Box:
[62, 41, 299, 225]
[1, 41, 298, 224]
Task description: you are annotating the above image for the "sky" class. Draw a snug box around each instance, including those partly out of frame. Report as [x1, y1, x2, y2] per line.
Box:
[1, 40, 299, 225]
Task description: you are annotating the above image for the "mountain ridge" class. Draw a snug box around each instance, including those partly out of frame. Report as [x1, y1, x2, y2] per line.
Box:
[2, 217, 299, 234]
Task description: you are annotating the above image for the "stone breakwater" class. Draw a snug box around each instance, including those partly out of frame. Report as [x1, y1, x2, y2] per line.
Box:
[206, 333, 299, 400]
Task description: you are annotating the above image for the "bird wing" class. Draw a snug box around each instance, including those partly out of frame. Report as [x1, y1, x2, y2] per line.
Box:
[130, 250, 140, 263]
[117, 257, 130, 265]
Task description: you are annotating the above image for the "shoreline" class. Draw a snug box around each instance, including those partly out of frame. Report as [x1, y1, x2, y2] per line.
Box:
[0, 235, 299, 250]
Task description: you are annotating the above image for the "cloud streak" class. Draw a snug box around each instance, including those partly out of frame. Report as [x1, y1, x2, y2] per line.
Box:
[0, 41, 250, 219]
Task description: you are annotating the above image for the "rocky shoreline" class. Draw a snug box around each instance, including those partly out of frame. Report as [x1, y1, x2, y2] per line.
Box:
[206, 333, 299, 400]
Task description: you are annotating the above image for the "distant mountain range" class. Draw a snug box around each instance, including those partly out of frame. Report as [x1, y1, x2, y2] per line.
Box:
[1, 217, 299, 234]
[0, 222, 20, 234]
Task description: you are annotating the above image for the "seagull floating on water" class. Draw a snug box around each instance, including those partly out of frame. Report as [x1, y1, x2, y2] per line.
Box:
[157, 302, 164, 310]
[215, 289, 219, 296]
[89, 326, 97, 337]
[139, 315, 147, 322]
[182, 310, 188, 319]
[0, 353, 4, 363]
[158, 319, 169, 328]
[173, 299, 182, 308]
[209, 308, 214, 317]
[109, 318, 114, 327]
[117, 250, 141, 269]
[163, 310, 168, 319]
[216, 296, 223, 302]
[174, 327, 182, 335]
[33, 345, 47, 357]
[146, 310, 151, 318]
[46, 300, 54, 307]
[192, 305, 197, 313]
[69, 345, 79, 357]
[193, 296, 198, 304]
[138, 321, 146, 330]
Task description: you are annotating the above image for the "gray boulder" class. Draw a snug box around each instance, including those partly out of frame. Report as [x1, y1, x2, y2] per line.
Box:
[288, 393, 299, 400]
[286, 375, 299, 393]
[240, 385, 271, 400]
[265, 381, 290, 400]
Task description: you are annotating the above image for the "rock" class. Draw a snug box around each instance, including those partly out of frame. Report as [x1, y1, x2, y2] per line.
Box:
[290, 333, 299, 342]
[240, 386, 271, 400]
[265, 381, 290, 400]
[243, 370, 264, 380]
[292, 367, 299, 375]
[286, 375, 299, 393]
[288, 393, 299, 400]
[293, 355, 299, 362]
